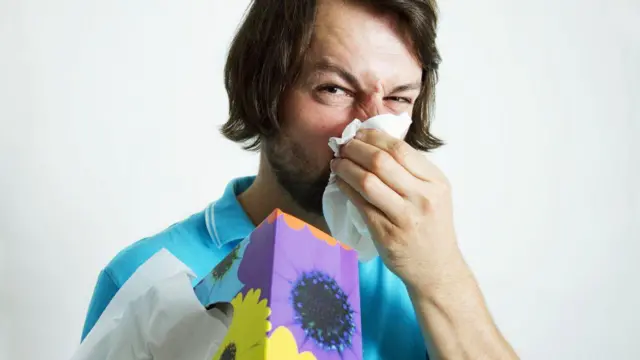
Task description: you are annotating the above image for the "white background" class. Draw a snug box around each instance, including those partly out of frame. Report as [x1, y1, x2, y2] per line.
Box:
[1, 0, 638, 359]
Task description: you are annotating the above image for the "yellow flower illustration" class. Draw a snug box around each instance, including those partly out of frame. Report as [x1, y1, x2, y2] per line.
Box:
[266, 326, 317, 360]
[213, 288, 271, 360]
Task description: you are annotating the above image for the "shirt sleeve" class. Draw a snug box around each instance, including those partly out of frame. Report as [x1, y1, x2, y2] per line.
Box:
[80, 269, 120, 342]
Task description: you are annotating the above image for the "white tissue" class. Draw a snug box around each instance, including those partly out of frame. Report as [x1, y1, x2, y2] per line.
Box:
[71, 249, 229, 360]
[322, 112, 412, 262]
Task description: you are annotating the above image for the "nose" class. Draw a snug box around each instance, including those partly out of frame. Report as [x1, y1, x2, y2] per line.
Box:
[354, 81, 390, 120]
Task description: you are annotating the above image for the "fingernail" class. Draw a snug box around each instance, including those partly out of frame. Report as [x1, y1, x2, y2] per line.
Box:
[355, 131, 364, 140]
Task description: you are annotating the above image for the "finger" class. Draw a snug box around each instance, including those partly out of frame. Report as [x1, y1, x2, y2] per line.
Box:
[331, 157, 405, 225]
[355, 129, 446, 182]
[334, 177, 383, 220]
[334, 177, 393, 237]
[339, 137, 422, 198]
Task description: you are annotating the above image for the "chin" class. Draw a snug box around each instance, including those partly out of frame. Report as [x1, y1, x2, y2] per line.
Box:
[281, 167, 331, 216]
[265, 140, 332, 216]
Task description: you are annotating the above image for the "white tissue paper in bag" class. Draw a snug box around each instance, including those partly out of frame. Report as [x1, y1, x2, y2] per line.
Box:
[70, 249, 230, 360]
[322, 112, 412, 262]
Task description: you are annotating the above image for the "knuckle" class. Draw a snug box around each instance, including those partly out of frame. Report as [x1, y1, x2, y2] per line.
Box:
[370, 150, 391, 172]
[389, 140, 410, 160]
[360, 172, 378, 193]
[419, 184, 451, 212]
[380, 219, 397, 238]
[418, 195, 434, 213]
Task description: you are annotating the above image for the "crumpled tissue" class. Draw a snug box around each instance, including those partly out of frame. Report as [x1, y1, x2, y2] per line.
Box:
[322, 112, 412, 262]
[70, 249, 230, 360]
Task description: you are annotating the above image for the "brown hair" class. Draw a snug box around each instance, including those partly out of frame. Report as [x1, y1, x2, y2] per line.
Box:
[221, 0, 443, 152]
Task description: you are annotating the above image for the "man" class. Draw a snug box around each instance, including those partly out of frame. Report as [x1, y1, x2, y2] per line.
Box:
[82, 0, 518, 358]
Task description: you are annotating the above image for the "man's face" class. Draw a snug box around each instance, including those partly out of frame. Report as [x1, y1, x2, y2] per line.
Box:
[266, 0, 423, 215]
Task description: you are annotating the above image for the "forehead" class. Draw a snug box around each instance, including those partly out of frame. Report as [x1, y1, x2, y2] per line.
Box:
[306, 0, 422, 83]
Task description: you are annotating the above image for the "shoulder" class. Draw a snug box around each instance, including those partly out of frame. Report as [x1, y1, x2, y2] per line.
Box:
[104, 210, 214, 287]
[82, 209, 217, 341]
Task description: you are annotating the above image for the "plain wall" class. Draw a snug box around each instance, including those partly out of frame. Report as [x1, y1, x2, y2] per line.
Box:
[1, 0, 638, 359]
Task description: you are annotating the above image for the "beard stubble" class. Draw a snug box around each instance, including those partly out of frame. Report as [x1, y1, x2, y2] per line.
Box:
[264, 134, 332, 216]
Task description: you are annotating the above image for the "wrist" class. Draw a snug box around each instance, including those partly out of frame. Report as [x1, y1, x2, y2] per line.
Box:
[405, 252, 475, 301]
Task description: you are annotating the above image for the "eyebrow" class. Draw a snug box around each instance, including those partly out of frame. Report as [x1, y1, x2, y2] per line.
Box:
[390, 81, 422, 94]
[310, 58, 422, 94]
[312, 59, 363, 90]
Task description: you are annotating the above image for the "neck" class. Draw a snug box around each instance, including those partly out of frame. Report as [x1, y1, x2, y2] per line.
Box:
[237, 154, 329, 233]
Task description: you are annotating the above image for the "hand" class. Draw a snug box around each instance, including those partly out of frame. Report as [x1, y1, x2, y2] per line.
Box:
[330, 127, 466, 294]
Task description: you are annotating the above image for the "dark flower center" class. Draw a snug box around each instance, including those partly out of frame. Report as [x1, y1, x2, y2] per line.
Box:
[220, 342, 237, 360]
[212, 247, 239, 280]
[290, 270, 355, 352]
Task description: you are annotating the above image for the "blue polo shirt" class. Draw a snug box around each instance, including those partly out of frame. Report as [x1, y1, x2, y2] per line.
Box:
[81, 176, 427, 359]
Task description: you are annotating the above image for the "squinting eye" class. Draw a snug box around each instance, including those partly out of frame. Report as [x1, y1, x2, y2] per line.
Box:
[318, 85, 350, 96]
[385, 96, 413, 104]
